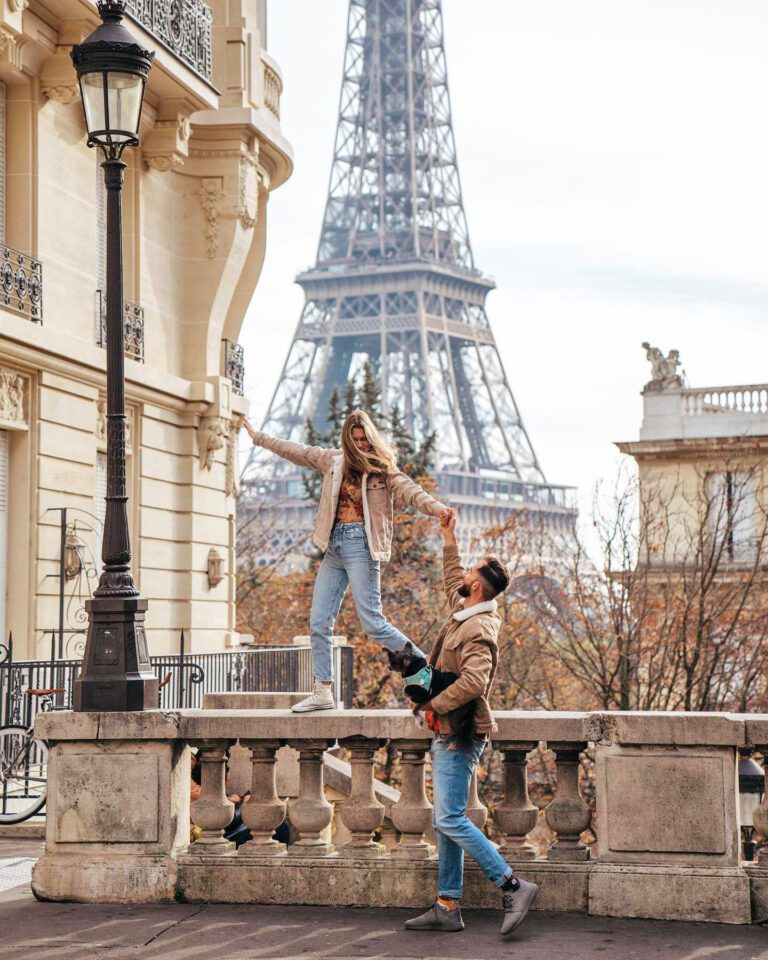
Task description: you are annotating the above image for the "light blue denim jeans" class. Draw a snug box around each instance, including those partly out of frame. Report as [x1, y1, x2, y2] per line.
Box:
[432, 735, 513, 899]
[310, 522, 427, 682]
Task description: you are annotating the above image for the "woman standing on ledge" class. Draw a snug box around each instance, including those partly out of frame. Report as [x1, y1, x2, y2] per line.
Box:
[243, 410, 452, 712]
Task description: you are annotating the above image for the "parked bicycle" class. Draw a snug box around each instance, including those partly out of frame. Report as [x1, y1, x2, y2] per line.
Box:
[0, 688, 65, 824]
[0, 673, 173, 825]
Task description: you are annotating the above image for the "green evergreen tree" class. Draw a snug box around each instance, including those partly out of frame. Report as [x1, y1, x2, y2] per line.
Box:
[325, 385, 343, 448]
[358, 361, 383, 424]
[342, 379, 358, 418]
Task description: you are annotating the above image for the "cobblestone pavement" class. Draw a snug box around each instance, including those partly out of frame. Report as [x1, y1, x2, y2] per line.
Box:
[0, 841, 765, 960]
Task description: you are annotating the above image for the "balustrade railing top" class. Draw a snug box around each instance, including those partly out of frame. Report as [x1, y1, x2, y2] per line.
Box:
[681, 384, 768, 417]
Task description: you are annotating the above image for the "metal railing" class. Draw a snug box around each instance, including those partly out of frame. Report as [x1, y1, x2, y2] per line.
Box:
[124, 0, 213, 84]
[97, 290, 145, 362]
[0, 633, 354, 730]
[1, 244, 43, 323]
[222, 338, 245, 395]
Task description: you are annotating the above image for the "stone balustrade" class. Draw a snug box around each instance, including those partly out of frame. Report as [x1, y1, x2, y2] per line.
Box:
[31, 709, 768, 924]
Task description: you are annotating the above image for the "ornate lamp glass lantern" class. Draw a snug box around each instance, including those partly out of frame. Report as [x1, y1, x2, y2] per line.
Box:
[738, 749, 765, 862]
[71, 0, 154, 158]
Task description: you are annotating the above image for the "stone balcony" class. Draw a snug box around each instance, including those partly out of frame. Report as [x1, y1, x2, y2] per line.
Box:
[639, 382, 768, 443]
[32, 709, 768, 925]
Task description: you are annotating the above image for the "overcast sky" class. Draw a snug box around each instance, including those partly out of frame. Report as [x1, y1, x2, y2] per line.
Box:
[242, 1, 768, 530]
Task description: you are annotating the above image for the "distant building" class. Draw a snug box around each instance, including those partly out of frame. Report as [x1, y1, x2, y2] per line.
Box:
[618, 344, 767, 572]
[0, 0, 291, 655]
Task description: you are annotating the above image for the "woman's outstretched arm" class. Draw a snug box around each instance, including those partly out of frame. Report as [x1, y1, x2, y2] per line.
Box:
[243, 419, 336, 472]
[390, 471, 450, 519]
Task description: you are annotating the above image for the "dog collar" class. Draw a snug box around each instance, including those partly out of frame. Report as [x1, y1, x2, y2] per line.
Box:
[404, 665, 432, 689]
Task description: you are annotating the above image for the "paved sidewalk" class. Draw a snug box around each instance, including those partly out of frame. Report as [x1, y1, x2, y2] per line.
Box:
[0, 842, 765, 960]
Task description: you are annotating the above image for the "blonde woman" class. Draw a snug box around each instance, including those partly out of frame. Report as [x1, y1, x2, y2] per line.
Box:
[243, 410, 452, 712]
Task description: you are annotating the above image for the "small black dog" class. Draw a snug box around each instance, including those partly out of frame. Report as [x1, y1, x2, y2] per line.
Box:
[387, 641, 476, 750]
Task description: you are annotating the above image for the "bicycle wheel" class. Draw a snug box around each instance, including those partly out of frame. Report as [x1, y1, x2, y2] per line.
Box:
[0, 725, 48, 824]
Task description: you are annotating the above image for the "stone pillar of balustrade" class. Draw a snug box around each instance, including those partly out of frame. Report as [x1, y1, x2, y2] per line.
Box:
[239, 740, 287, 857]
[752, 745, 768, 867]
[544, 741, 592, 861]
[466, 769, 488, 830]
[336, 737, 386, 858]
[492, 741, 539, 860]
[189, 739, 236, 855]
[390, 740, 433, 860]
[287, 740, 335, 857]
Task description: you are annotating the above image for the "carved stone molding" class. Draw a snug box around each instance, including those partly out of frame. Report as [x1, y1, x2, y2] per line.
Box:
[0, 28, 17, 55]
[199, 179, 224, 258]
[225, 415, 244, 497]
[143, 107, 192, 173]
[42, 85, 80, 105]
[0, 369, 27, 425]
[9, 0, 28, 11]
[238, 152, 259, 230]
[197, 416, 226, 470]
[146, 154, 184, 173]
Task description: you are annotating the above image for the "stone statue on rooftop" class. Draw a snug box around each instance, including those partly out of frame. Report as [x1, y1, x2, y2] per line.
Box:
[642, 342, 683, 392]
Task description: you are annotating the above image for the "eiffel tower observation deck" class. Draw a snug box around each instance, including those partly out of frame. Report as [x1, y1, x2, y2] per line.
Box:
[242, 0, 576, 559]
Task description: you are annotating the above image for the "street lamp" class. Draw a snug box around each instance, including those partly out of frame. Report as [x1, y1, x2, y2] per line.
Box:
[71, 0, 157, 711]
[738, 749, 765, 862]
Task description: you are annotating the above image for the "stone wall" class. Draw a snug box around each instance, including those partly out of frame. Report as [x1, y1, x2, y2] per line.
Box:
[32, 708, 768, 924]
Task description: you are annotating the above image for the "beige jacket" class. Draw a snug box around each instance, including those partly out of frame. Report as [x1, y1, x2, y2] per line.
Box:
[428, 545, 500, 737]
[251, 430, 447, 561]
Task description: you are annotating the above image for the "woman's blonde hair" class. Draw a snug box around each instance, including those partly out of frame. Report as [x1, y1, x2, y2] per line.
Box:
[341, 410, 397, 477]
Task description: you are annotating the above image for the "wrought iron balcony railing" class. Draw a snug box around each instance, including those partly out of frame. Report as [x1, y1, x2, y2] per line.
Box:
[124, 0, 213, 83]
[1, 244, 43, 323]
[222, 338, 244, 395]
[96, 290, 145, 363]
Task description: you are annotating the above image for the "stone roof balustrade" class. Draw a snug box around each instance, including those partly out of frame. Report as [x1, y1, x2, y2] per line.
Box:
[31, 709, 768, 924]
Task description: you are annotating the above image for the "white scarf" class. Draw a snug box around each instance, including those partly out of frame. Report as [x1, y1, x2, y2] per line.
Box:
[452, 599, 497, 622]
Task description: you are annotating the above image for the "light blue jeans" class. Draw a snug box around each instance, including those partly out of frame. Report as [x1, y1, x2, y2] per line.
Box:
[432, 735, 513, 899]
[310, 522, 427, 682]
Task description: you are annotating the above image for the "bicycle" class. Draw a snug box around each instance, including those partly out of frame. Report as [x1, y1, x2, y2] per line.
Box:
[0, 688, 66, 825]
[0, 672, 174, 825]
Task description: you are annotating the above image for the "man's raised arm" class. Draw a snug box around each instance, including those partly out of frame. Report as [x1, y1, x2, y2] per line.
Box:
[440, 511, 465, 608]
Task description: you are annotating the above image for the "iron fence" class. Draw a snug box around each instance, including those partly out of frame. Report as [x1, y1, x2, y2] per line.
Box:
[0, 633, 354, 731]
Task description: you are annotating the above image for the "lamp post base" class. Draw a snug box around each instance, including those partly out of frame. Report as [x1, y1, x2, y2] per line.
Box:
[73, 595, 158, 712]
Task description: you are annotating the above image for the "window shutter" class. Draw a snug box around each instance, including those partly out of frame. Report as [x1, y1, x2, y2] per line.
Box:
[0, 80, 6, 242]
[0, 431, 8, 642]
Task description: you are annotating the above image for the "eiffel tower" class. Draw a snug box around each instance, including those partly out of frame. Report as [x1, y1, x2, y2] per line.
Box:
[242, 0, 575, 559]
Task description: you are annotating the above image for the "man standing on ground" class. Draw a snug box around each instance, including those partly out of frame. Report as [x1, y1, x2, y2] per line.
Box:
[405, 513, 538, 937]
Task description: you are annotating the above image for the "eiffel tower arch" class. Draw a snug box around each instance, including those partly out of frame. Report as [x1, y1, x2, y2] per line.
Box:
[242, 0, 575, 561]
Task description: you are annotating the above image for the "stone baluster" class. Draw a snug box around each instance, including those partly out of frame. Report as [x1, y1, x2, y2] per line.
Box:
[544, 742, 592, 861]
[287, 740, 335, 857]
[492, 741, 539, 860]
[239, 740, 286, 857]
[752, 746, 768, 866]
[189, 740, 236, 855]
[466, 770, 488, 830]
[337, 737, 386, 858]
[390, 740, 433, 859]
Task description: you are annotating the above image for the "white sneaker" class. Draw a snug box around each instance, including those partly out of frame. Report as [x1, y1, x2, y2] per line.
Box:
[291, 682, 335, 713]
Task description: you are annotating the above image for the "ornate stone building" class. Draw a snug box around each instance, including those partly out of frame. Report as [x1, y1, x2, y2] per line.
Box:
[0, 0, 291, 655]
[618, 345, 768, 571]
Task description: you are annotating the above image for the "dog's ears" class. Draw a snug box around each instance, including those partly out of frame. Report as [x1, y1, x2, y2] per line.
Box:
[386, 649, 397, 666]
[404, 641, 414, 652]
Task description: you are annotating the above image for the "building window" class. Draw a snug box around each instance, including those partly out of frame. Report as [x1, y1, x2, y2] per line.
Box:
[705, 470, 758, 563]
[0, 430, 8, 642]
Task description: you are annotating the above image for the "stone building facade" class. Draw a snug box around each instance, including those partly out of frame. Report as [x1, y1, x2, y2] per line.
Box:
[0, 0, 291, 656]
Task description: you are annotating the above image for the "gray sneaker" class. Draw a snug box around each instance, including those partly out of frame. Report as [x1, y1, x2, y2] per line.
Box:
[405, 902, 464, 932]
[501, 878, 538, 936]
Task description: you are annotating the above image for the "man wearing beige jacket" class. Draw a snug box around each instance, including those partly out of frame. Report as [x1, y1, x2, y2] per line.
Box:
[405, 513, 538, 938]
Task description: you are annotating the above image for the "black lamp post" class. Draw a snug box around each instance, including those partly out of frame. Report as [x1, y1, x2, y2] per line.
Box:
[71, 0, 158, 711]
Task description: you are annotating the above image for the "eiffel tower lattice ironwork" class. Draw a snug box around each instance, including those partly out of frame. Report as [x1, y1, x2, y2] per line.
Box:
[242, 0, 575, 558]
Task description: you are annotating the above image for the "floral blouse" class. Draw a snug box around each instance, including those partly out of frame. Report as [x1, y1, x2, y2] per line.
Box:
[335, 473, 365, 524]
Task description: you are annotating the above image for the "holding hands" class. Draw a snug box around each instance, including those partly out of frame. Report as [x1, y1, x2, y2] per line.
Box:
[438, 507, 458, 544]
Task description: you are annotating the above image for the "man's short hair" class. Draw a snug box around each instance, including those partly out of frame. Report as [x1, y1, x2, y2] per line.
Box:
[478, 555, 511, 600]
